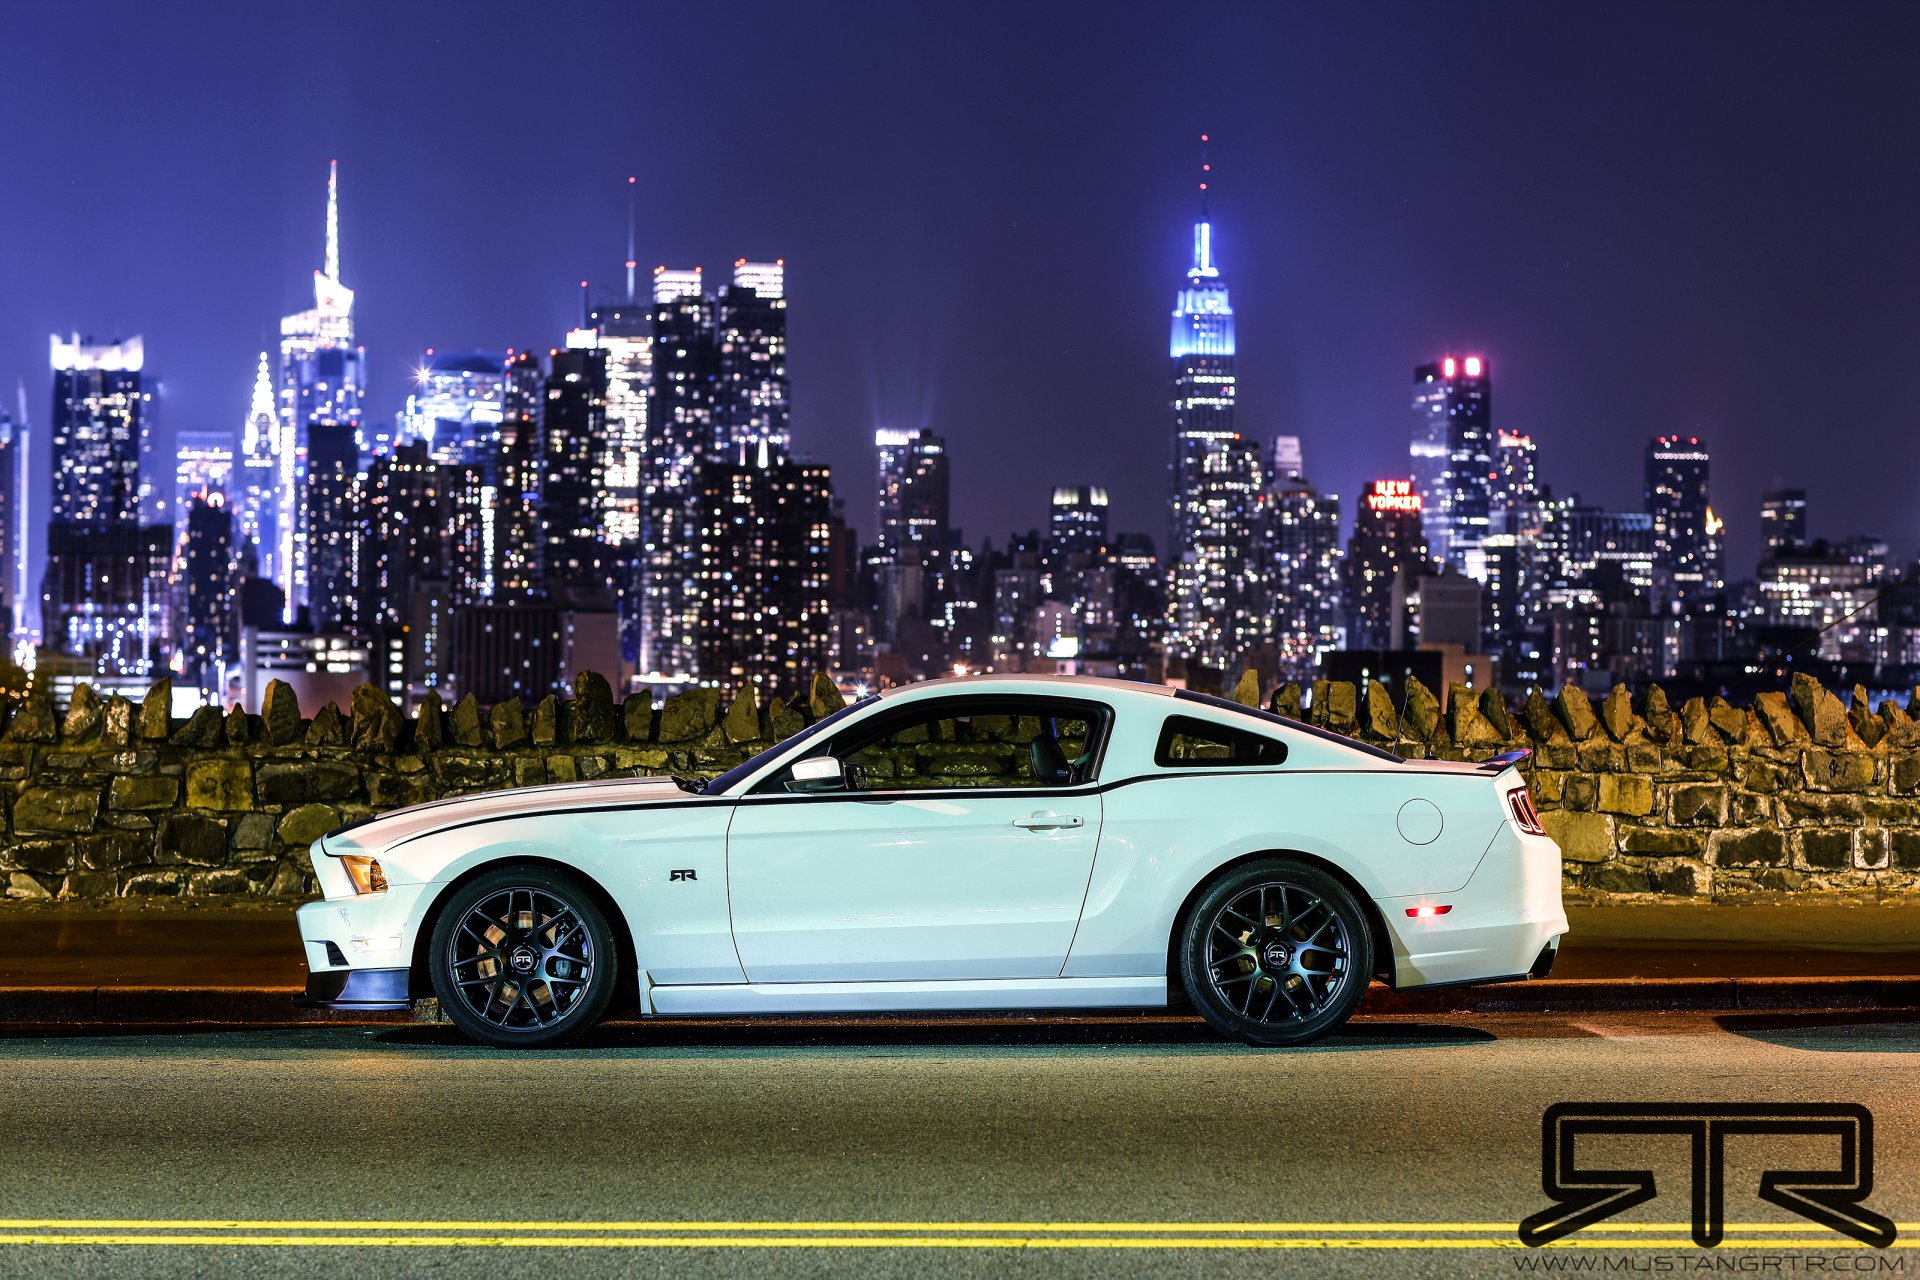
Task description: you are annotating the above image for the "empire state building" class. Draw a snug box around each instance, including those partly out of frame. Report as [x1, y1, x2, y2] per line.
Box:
[1166, 143, 1261, 668]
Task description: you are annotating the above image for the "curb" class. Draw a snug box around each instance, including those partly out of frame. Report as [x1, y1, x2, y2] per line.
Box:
[0, 978, 1914, 1027]
[1364, 975, 1920, 1015]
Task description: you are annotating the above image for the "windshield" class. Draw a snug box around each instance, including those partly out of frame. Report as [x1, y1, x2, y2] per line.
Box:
[706, 694, 881, 795]
[1172, 690, 1404, 763]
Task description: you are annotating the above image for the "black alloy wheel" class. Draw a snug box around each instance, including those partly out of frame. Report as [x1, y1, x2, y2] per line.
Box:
[1180, 858, 1373, 1047]
[428, 866, 619, 1049]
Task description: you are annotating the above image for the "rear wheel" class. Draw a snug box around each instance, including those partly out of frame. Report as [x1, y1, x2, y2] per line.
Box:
[1180, 859, 1373, 1047]
[428, 866, 618, 1049]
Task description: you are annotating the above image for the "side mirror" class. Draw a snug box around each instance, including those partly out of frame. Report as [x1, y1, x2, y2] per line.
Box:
[787, 756, 853, 794]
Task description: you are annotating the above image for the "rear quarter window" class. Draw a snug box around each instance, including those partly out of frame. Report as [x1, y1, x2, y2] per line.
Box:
[1154, 714, 1288, 768]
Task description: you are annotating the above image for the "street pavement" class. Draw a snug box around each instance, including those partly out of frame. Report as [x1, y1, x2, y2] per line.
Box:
[0, 1010, 1917, 1278]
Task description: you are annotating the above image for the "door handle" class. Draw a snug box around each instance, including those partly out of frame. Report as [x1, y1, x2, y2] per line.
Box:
[1012, 811, 1084, 831]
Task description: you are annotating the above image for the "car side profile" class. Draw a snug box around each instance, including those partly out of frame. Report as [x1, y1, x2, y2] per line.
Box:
[295, 675, 1569, 1048]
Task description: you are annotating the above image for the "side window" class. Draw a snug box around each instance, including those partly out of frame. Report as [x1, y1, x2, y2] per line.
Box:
[833, 700, 1107, 791]
[1154, 714, 1288, 768]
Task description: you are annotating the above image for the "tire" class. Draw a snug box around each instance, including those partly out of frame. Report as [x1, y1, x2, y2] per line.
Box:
[1179, 858, 1374, 1047]
[428, 865, 620, 1049]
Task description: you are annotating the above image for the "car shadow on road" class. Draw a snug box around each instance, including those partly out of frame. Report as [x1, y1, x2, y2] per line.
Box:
[371, 1016, 1497, 1054]
[1717, 1010, 1920, 1053]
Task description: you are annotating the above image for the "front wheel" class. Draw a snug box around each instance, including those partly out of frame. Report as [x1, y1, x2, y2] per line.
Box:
[1179, 859, 1374, 1047]
[428, 866, 619, 1048]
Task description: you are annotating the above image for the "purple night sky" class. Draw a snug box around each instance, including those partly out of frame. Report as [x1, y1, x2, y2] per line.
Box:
[5, 1, 1918, 580]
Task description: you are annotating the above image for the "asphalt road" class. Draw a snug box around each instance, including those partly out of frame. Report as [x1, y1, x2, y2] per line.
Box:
[0, 1012, 1917, 1278]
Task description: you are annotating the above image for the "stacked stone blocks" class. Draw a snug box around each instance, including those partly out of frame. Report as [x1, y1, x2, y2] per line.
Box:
[0, 668, 1913, 900]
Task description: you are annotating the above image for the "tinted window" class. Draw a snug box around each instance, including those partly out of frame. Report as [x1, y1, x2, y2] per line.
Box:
[760, 697, 1110, 792]
[1155, 714, 1288, 768]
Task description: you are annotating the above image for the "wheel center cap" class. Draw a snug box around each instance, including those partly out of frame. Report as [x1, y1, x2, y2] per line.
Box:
[509, 947, 538, 975]
[1262, 941, 1292, 969]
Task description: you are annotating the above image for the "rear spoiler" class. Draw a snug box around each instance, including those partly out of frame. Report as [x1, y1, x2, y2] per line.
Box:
[1478, 748, 1531, 774]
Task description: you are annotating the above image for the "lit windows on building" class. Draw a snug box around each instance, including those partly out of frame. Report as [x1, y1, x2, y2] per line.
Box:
[1409, 355, 1492, 578]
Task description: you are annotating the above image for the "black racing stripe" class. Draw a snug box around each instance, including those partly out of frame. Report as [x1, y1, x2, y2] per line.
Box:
[379, 765, 1443, 850]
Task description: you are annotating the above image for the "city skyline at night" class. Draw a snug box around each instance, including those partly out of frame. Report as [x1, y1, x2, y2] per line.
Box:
[7, 2, 1918, 588]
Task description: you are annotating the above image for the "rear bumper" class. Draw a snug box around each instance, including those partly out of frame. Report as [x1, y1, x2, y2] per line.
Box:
[1379, 826, 1569, 991]
[296, 967, 411, 1010]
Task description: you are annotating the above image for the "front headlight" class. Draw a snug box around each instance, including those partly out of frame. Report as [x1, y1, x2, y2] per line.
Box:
[339, 855, 389, 895]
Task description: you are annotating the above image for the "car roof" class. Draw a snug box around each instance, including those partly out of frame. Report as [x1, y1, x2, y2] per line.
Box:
[877, 674, 1179, 703]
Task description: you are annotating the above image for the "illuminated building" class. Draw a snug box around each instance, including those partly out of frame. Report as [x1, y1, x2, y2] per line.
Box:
[1345, 479, 1430, 650]
[277, 162, 367, 623]
[1166, 150, 1257, 667]
[361, 442, 448, 629]
[1645, 435, 1722, 613]
[397, 351, 506, 464]
[581, 299, 654, 671]
[49, 334, 144, 526]
[688, 439, 831, 689]
[1755, 536, 1887, 664]
[1182, 435, 1264, 667]
[0, 401, 16, 637]
[235, 352, 277, 572]
[303, 422, 363, 632]
[180, 493, 237, 685]
[1264, 475, 1343, 677]
[1490, 430, 1537, 524]
[539, 346, 611, 602]
[172, 431, 234, 546]
[639, 266, 720, 677]
[719, 261, 789, 452]
[44, 335, 173, 672]
[492, 351, 546, 599]
[1048, 486, 1110, 559]
[41, 522, 173, 675]
[1760, 488, 1809, 555]
[1410, 355, 1491, 576]
[6, 382, 30, 644]
[582, 304, 652, 551]
[875, 428, 950, 565]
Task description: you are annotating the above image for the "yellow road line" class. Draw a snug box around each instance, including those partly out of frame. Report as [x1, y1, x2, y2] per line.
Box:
[0, 1219, 1898, 1233]
[0, 1233, 1904, 1250]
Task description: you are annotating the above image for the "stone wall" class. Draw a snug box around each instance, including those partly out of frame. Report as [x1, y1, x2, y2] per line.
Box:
[0, 668, 1914, 901]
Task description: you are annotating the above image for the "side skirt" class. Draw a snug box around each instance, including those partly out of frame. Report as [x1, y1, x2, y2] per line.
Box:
[648, 975, 1168, 1017]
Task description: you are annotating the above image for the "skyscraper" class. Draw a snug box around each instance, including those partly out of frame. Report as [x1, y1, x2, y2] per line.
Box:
[639, 266, 720, 677]
[1344, 479, 1430, 650]
[173, 431, 234, 545]
[49, 334, 144, 526]
[0, 402, 17, 638]
[1760, 488, 1809, 555]
[689, 439, 831, 690]
[1264, 475, 1343, 676]
[492, 351, 546, 599]
[235, 352, 277, 574]
[278, 161, 366, 623]
[1645, 434, 1722, 613]
[180, 493, 237, 685]
[1166, 153, 1258, 667]
[1048, 486, 1110, 559]
[44, 335, 171, 672]
[539, 343, 611, 601]
[1410, 355, 1492, 576]
[875, 428, 951, 564]
[303, 421, 363, 632]
[396, 351, 506, 464]
[719, 260, 790, 452]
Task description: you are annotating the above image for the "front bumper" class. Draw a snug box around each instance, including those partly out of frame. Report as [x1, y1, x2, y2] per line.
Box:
[296, 893, 422, 1011]
[296, 967, 412, 1010]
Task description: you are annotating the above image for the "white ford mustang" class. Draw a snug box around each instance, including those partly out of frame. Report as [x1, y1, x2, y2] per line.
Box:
[295, 675, 1568, 1048]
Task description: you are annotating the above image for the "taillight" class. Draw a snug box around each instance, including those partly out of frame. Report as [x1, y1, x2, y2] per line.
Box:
[1507, 786, 1546, 836]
